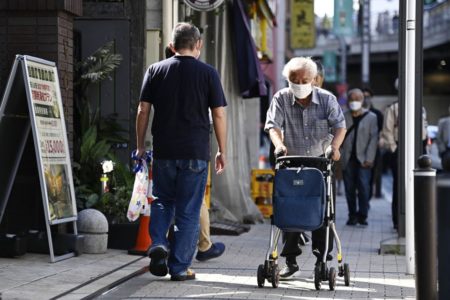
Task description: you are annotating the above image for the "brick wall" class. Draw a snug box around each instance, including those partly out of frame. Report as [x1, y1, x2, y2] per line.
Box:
[0, 1, 82, 154]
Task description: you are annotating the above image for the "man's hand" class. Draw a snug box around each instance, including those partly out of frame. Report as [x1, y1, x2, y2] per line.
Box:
[274, 144, 287, 157]
[331, 145, 341, 161]
[215, 151, 226, 174]
[135, 147, 146, 159]
[362, 161, 373, 168]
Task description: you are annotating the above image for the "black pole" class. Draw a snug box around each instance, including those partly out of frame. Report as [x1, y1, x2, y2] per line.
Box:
[415, 0, 424, 160]
[414, 155, 437, 300]
[437, 166, 450, 300]
[398, 0, 406, 238]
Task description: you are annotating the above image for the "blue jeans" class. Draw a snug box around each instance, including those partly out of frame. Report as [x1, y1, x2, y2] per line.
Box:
[150, 159, 208, 275]
[343, 157, 372, 220]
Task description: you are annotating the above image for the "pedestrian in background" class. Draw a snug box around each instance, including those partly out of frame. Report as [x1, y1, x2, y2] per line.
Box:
[380, 78, 428, 230]
[437, 105, 450, 166]
[135, 22, 227, 281]
[362, 87, 383, 199]
[265, 56, 346, 278]
[341, 89, 378, 226]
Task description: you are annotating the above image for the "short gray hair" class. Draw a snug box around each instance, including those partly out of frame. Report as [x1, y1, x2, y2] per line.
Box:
[282, 57, 317, 80]
[347, 88, 364, 100]
[171, 22, 201, 51]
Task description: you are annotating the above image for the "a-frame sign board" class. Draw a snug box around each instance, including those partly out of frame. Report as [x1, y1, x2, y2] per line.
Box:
[0, 55, 78, 262]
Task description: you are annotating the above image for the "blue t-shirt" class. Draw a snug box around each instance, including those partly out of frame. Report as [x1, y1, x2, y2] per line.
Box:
[139, 55, 227, 161]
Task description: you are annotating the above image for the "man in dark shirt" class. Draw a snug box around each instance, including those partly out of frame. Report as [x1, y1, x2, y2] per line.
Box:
[135, 23, 227, 281]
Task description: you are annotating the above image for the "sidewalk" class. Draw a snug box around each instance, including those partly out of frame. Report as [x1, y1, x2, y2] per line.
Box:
[0, 194, 415, 300]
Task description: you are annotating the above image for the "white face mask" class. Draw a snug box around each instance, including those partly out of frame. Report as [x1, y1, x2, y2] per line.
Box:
[289, 81, 312, 99]
[349, 101, 362, 111]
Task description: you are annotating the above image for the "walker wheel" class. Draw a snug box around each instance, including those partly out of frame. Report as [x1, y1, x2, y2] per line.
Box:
[257, 264, 265, 288]
[271, 265, 280, 288]
[344, 263, 350, 286]
[314, 265, 321, 290]
[328, 267, 336, 291]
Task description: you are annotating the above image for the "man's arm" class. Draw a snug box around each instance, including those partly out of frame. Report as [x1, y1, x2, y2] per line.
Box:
[363, 116, 379, 167]
[330, 127, 346, 161]
[380, 105, 397, 153]
[136, 101, 151, 158]
[269, 128, 287, 156]
[211, 106, 227, 174]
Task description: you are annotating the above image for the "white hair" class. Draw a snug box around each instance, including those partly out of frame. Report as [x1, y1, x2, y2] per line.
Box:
[282, 57, 318, 80]
[347, 88, 364, 99]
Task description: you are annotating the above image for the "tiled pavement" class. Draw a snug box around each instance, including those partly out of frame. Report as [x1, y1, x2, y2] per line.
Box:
[0, 172, 416, 300]
[98, 194, 416, 300]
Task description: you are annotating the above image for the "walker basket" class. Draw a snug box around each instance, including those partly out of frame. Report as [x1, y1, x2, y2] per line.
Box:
[273, 167, 326, 232]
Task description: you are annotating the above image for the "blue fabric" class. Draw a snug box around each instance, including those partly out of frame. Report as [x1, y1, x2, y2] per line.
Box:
[273, 168, 325, 231]
[139, 56, 227, 160]
[231, 0, 267, 98]
[343, 157, 372, 219]
[149, 159, 208, 276]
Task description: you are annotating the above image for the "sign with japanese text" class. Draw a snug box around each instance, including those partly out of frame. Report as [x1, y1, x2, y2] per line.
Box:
[0, 55, 78, 262]
[290, 0, 315, 49]
[323, 51, 337, 82]
[25, 58, 77, 223]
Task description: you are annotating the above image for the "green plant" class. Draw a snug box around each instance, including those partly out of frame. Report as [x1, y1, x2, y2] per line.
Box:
[73, 41, 132, 219]
[96, 160, 135, 223]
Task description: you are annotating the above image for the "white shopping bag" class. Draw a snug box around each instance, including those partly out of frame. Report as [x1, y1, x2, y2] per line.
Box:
[127, 163, 149, 221]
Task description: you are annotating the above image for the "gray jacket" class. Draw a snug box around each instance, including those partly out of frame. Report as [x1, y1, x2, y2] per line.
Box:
[437, 115, 450, 155]
[341, 109, 379, 167]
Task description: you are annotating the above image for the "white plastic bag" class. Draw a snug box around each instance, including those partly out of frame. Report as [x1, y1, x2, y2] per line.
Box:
[127, 163, 149, 221]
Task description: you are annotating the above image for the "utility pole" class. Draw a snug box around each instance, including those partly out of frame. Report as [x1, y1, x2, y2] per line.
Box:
[403, 0, 416, 275]
[339, 36, 347, 84]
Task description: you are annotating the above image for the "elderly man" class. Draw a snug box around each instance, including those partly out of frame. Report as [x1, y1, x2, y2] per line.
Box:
[264, 57, 346, 278]
[341, 89, 378, 226]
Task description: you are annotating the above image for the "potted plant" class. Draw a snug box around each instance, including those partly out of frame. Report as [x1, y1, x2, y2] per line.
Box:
[73, 41, 139, 249]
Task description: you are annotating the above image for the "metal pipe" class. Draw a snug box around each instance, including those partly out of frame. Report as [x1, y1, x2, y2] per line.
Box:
[361, 0, 370, 84]
[414, 155, 437, 300]
[339, 36, 347, 84]
[162, 1, 173, 51]
[404, 0, 416, 275]
[275, 0, 286, 91]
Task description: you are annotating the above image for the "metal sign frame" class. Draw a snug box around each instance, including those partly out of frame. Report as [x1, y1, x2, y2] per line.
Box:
[0, 55, 78, 262]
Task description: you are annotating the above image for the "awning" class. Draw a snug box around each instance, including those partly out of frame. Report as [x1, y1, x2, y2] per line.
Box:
[231, 0, 267, 98]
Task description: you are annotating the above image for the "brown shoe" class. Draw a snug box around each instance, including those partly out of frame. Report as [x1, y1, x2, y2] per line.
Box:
[170, 269, 196, 281]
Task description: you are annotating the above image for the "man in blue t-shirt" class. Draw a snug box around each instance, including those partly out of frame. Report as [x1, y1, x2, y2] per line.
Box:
[135, 22, 227, 281]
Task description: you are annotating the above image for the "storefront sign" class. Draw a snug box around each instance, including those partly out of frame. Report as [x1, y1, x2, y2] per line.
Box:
[290, 0, 315, 49]
[184, 0, 225, 11]
[323, 51, 337, 82]
[25, 60, 76, 222]
[0, 55, 77, 262]
[333, 0, 354, 37]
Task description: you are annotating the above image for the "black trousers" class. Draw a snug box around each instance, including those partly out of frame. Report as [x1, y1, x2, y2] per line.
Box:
[280, 172, 336, 260]
[391, 149, 398, 228]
